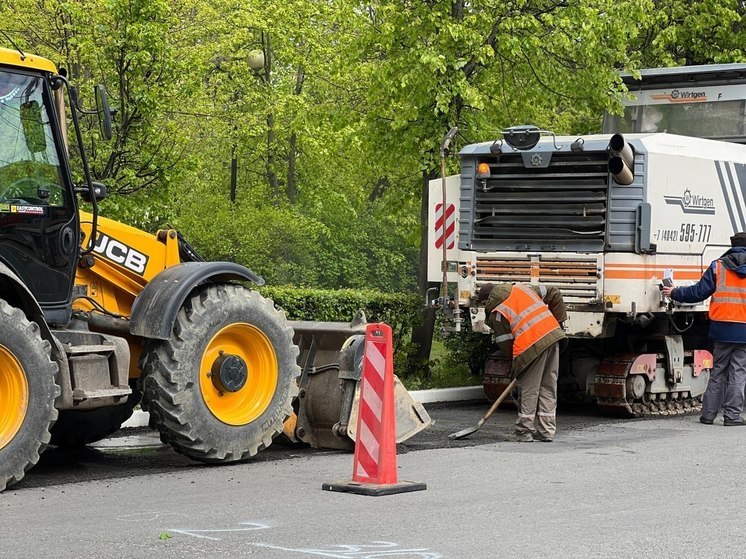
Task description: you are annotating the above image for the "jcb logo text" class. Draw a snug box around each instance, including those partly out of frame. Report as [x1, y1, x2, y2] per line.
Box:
[93, 234, 149, 275]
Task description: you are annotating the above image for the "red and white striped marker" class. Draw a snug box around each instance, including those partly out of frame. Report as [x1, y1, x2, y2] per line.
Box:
[434, 202, 456, 250]
[322, 323, 427, 496]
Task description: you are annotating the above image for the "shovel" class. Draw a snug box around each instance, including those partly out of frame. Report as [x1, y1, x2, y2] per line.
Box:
[448, 378, 518, 440]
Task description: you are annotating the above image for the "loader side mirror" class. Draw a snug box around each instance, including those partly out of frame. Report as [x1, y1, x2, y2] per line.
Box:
[20, 100, 47, 154]
[78, 181, 107, 202]
[95, 85, 113, 141]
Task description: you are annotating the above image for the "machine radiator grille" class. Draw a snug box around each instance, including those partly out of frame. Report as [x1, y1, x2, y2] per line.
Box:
[476, 256, 600, 305]
[472, 152, 609, 250]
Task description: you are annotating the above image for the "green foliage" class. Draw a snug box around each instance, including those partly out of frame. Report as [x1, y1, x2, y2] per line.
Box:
[404, 341, 483, 390]
[173, 183, 418, 291]
[403, 323, 494, 390]
[634, 0, 746, 66]
[260, 285, 420, 335]
[439, 323, 495, 378]
[4, 0, 744, 264]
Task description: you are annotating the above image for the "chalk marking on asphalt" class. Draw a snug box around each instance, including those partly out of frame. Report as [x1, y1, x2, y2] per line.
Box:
[117, 511, 188, 522]
[164, 522, 440, 557]
[168, 521, 271, 541]
[252, 541, 441, 558]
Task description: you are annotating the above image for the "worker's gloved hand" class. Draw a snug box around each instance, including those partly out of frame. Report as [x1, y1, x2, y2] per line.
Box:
[660, 277, 675, 298]
[511, 384, 521, 405]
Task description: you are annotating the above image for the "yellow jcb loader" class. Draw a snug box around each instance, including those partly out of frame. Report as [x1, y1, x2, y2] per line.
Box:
[0, 47, 430, 491]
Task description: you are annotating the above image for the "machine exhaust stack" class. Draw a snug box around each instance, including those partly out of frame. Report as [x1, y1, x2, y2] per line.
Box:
[607, 133, 634, 185]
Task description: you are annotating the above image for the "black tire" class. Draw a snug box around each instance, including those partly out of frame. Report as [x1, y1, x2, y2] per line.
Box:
[49, 385, 140, 447]
[0, 300, 59, 491]
[140, 285, 300, 463]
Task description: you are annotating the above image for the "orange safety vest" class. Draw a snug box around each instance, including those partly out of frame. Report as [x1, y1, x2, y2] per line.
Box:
[709, 261, 746, 322]
[492, 284, 560, 359]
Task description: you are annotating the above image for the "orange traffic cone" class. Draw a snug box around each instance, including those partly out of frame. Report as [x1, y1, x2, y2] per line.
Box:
[322, 323, 427, 496]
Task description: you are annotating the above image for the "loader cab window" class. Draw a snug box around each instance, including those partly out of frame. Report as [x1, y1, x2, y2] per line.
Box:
[0, 70, 69, 208]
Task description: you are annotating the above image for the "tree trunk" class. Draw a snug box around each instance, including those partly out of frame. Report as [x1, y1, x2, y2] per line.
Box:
[286, 62, 304, 202]
[287, 132, 297, 202]
[266, 112, 278, 197]
[261, 32, 279, 198]
[229, 143, 238, 203]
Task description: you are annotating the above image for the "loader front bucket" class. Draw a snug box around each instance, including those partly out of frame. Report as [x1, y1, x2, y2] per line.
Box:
[346, 376, 433, 444]
[288, 317, 432, 450]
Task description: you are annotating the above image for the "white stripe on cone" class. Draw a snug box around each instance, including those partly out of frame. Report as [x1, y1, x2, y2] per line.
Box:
[366, 342, 386, 380]
[363, 380, 383, 420]
[355, 420, 380, 479]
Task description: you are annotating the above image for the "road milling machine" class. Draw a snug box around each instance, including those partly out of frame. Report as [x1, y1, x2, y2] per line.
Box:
[0, 48, 430, 491]
[429, 63, 746, 417]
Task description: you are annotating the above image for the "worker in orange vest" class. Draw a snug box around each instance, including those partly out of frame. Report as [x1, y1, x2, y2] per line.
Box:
[662, 232, 746, 426]
[478, 283, 567, 442]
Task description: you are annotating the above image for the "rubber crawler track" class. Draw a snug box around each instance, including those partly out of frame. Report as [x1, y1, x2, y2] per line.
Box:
[595, 354, 703, 418]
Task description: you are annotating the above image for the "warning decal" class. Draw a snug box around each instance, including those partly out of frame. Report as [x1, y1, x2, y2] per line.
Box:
[434, 203, 455, 250]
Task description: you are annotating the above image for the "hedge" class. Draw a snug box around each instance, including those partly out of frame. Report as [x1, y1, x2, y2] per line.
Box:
[258, 286, 422, 365]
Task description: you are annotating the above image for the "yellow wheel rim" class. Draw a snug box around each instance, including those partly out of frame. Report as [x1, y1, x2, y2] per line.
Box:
[0, 345, 28, 449]
[200, 323, 278, 426]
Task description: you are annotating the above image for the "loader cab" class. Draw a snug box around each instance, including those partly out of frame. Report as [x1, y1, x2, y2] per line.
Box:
[0, 51, 80, 324]
[604, 63, 746, 144]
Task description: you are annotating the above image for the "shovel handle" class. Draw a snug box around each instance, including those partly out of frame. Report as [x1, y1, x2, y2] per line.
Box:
[478, 378, 518, 426]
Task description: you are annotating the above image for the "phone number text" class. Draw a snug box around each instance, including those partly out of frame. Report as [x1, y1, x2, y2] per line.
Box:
[655, 224, 712, 243]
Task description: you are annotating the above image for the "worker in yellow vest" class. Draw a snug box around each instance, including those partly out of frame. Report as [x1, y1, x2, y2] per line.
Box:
[662, 232, 746, 426]
[478, 283, 567, 442]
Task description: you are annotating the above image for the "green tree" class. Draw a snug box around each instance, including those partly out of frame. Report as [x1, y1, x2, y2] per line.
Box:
[172, 0, 419, 290]
[634, 0, 746, 67]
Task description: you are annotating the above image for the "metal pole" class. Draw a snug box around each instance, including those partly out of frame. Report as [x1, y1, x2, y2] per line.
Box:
[439, 127, 458, 306]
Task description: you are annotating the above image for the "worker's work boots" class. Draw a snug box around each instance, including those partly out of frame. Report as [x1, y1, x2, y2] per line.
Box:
[513, 432, 534, 442]
[532, 432, 554, 442]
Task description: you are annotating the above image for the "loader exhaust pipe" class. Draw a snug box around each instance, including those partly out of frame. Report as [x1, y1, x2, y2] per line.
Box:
[608, 133, 634, 185]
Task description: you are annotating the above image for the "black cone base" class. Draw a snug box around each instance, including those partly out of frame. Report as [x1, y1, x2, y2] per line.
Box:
[322, 479, 427, 496]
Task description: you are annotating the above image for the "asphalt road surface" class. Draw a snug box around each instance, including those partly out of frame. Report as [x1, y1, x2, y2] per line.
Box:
[3, 401, 745, 559]
[12, 400, 617, 490]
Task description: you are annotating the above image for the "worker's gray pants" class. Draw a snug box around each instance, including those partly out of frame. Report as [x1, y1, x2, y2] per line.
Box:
[701, 341, 746, 422]
[515, 343, 559, 438]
